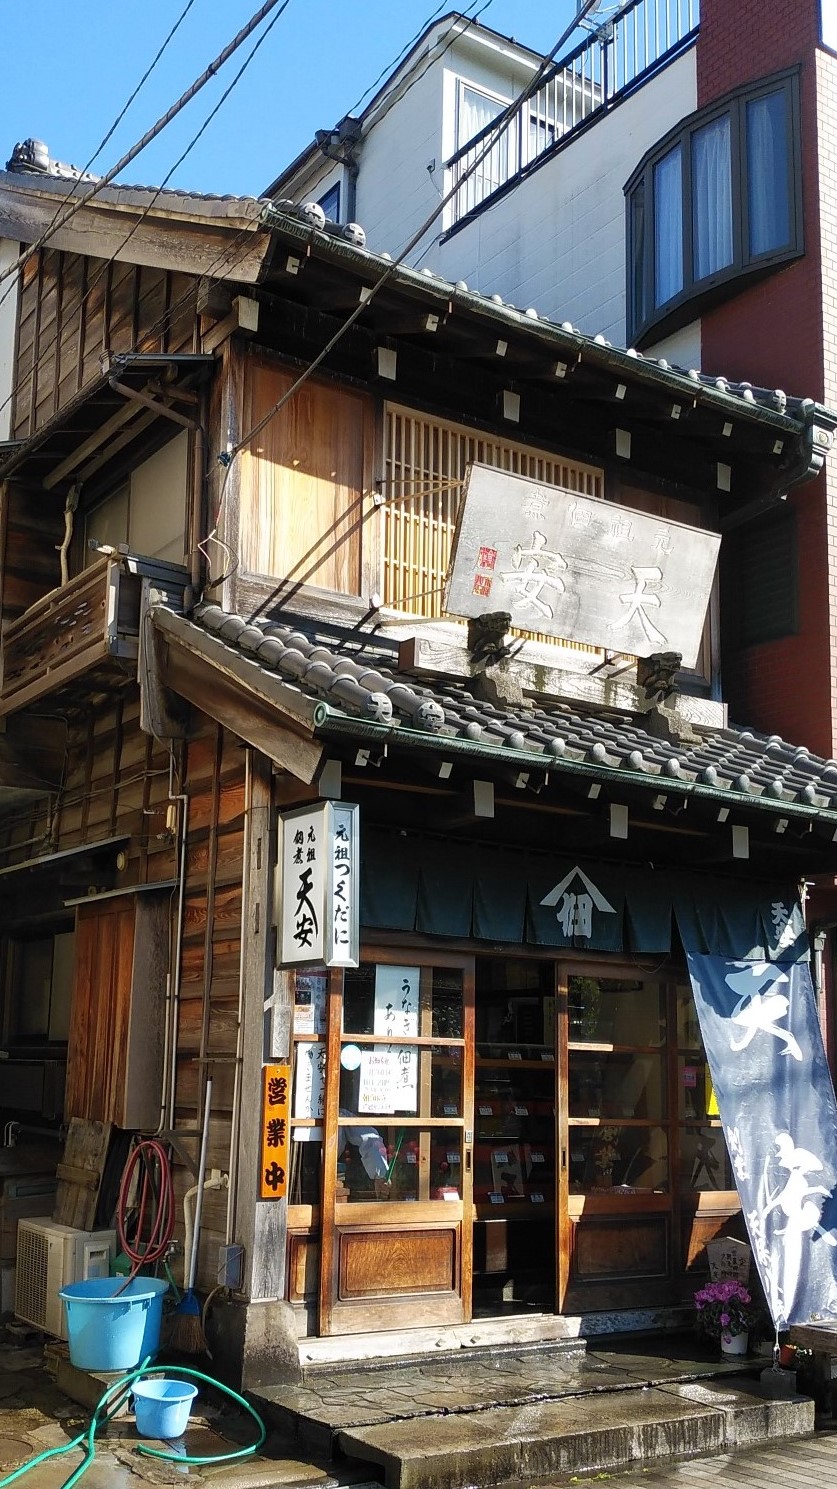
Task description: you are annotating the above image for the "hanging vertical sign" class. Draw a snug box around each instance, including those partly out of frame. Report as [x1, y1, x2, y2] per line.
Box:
[260, 1063, 290, 1200]
[373, 964, 420, 1113]
[277, 802, 359, 967]
[686, 951, 837, 1329]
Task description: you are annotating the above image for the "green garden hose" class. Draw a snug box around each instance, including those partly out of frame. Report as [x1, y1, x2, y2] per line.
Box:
[0, 1358, 267, 1489]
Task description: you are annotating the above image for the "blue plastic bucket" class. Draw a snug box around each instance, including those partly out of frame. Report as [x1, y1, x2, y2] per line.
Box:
[59, 1277, 168, 1371]
[132, 1378, 198, 1439]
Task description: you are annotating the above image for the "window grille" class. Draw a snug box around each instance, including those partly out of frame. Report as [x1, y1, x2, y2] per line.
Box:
[382, 404, 604, 649]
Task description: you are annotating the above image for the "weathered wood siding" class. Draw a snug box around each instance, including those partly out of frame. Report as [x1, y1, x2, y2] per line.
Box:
[238, 358, 373, 595]
[174, 719, 246, 1291]
[0, 695, 245, 1291]
[13, 248, 199, 440]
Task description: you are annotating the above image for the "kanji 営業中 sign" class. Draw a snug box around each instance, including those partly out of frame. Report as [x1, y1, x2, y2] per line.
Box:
[260, 1063, 290, 1200]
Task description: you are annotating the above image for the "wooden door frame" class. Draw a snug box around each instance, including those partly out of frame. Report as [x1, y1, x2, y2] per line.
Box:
[317, 945, 475, 1337]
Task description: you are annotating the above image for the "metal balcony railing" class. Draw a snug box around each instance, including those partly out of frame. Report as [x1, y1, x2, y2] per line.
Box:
[446, 0, 699, 227]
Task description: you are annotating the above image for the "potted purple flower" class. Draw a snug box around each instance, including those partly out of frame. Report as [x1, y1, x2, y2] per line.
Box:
[693, 1279, 756, 1355]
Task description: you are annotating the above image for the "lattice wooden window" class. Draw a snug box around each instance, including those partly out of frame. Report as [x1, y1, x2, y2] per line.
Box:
[382, 404, 605, 650]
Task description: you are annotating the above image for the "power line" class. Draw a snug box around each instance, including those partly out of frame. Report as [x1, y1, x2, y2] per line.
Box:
[344, 1, 470, 118]
[228, 0, 603, 465]
[202, 0, 603, 593]
[81, 0, 202, 172]
[0, 5, 295, 430]
[0, 0, 290, 292]
[0, 0, 199, 318]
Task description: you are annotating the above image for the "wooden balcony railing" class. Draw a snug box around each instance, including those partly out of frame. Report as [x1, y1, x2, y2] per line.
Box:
[0, 553, 187, 717]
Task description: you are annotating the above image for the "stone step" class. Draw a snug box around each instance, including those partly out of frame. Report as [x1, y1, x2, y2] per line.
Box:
[334, 1378, 814, 1489]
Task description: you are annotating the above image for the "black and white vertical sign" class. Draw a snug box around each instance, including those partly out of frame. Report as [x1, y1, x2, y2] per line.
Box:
[687, 951, 837, 1329]
[278, 801, 359, 968]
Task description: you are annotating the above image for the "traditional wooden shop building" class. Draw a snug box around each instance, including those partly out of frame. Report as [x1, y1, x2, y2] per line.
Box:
[0, 154, 836, 1379]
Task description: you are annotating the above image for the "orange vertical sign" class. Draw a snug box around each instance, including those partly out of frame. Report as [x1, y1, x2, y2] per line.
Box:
[260, 1063, 290, 1200]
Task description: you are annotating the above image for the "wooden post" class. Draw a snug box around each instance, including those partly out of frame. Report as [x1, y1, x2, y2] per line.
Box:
[235, 748, 294, 1302]
[212, 748, 300, 1387]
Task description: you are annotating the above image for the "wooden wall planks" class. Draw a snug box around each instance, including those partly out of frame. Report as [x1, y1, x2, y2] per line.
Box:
[237, 358, 372, 596]
[11, 249, 200, 441]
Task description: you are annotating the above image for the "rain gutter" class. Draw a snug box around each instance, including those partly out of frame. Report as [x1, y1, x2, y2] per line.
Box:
[311, 702, 837, 830]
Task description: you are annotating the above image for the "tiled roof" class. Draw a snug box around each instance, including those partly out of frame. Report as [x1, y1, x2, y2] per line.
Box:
[189, 602, 837, 818]
[263, 203, 837, 437]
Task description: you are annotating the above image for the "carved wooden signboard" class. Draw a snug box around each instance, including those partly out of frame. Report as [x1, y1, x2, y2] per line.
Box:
[444, 464, 721, 667]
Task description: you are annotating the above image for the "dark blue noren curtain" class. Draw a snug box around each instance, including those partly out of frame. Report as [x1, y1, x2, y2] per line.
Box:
[686, 952, 837, 1329]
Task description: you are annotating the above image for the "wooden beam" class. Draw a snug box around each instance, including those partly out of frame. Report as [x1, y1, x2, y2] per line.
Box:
[42, 398, 144, 489]
[398, 633, 727, 730]
[160, 640, 324, 784]
[200, 296, 260, 356]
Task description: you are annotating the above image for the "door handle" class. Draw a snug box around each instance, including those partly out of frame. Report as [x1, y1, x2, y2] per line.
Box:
[465, 1149, 472, 1173]
[561, 1147, 567, 1171]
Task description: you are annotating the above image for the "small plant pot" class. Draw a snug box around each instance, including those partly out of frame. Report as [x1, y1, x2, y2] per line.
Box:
[720, 1330, 748, 1356]
[778, 1344, 796, 1368]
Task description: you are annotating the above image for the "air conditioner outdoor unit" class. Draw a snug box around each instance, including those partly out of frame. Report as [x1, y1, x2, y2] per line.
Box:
[15, 1218, 116, 1338]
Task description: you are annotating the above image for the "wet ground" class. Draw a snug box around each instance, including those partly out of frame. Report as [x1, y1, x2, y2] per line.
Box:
[0, 1323, 364, 1489]
[514, 1424, 837, 1487]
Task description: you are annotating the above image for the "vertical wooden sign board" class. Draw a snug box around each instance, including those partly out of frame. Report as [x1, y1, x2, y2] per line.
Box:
[259, 1063, 290, 1200]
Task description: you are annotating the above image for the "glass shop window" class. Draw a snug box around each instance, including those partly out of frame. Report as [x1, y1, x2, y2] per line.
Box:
[567, 975, 669, 1194]
[337, 962, 466, 1203]
[473, 960, 555, 1212]
[289, 968, 327, 1207]
[676, 982, 734, 1191]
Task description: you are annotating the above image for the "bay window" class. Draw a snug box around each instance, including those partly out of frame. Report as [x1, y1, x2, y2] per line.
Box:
[626, 71, 802, 343]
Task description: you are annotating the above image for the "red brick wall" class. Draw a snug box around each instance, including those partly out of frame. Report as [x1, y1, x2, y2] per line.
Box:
[697, 0, 819, 101]
[697, 1, 837, 754]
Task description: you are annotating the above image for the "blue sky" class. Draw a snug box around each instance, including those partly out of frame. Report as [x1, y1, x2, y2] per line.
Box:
[0, 1, 580, 200]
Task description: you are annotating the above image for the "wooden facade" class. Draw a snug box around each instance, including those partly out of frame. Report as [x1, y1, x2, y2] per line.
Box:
[0, 179, 834, 1380]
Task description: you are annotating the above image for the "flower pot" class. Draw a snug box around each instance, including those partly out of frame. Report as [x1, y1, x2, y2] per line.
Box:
[720, 1329, 748, 1356]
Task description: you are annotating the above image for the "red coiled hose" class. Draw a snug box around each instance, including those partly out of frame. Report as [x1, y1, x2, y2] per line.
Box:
[116, 1138, 176, 1280]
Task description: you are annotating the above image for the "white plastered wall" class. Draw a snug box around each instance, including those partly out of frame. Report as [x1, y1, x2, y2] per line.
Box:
[86, 431, 188, 565]
[422, 48, 697, 348]
[645, 321, 702, 372]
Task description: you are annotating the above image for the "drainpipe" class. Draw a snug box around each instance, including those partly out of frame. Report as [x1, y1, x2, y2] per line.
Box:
[56, 482, 81, 586]
[155, 749, 189, 1136]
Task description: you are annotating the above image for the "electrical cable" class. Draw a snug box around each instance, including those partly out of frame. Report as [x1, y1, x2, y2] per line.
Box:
[0, 0, 199, 316]
[0, 0, 292, 291]
[0, 0, 294, 432]
[0, 0, 486, 432]
[345, 0, 493, 121]
[221, 0, 605, 474]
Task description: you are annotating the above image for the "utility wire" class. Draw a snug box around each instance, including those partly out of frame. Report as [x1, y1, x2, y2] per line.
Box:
[0, 5, 294, 430]
[344, 0, 478, 118]
[201, 0, 602, 593]
[0, 0, 289, 291]
[2, 0, 482, 430]
[0, 0, 199, 317]
[227, 0, 603, 465]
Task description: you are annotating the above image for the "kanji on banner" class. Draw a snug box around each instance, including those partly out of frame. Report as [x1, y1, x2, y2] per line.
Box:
[686, 952, 837, 1329]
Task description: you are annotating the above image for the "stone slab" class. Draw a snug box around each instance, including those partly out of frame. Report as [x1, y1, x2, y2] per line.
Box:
[334, 1380, 814, 1489]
